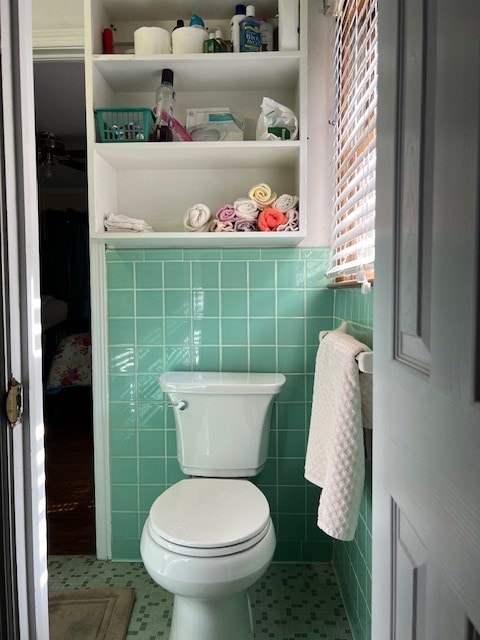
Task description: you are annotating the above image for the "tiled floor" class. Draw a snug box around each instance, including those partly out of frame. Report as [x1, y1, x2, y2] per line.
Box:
[48, 556, 353, 640]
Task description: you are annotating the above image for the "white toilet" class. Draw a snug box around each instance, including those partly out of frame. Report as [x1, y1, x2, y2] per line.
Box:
[140, 371, 286, 640]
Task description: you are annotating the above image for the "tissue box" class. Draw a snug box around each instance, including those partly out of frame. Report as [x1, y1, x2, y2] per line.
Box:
[186, 108, 244, 141]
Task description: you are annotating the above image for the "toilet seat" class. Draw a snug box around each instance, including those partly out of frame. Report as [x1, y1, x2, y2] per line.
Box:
[148, 478, 271, 558]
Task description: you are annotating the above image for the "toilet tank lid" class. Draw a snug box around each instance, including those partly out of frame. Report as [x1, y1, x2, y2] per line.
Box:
[159, 371, 286, 394]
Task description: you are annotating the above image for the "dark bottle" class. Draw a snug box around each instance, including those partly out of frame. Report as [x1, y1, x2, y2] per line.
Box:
[150, 69, 175, 142]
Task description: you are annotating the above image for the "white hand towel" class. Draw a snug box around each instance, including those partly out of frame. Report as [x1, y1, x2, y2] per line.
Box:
[305, 330, 368, 541]
[183, 204, 212, 232]
[234, 197, 259, 221]
[273, 193, 298, 212]
[104, 212, 153, 232]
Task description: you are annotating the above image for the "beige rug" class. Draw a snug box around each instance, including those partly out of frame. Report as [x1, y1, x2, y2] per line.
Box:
[49, 588, 135, 640]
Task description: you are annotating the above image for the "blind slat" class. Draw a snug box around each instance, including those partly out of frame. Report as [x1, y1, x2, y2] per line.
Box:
[327, 0, 378, 281]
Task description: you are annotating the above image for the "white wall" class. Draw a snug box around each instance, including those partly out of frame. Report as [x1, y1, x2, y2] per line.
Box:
[32, 0, 332, 246]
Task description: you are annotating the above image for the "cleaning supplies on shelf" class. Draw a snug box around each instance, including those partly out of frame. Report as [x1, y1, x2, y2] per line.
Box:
[239, 5, 262, 52]
[134, 27, 171, 54]
[230, 4, 247, 53]
[259, 18, 274, 51]
[256, 97, 298, 140]
[102, 27, 114, 54]
[150, 69, 175, 142]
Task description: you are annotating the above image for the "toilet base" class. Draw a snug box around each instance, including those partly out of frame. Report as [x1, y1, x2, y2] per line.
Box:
[169, 591, 254, 640]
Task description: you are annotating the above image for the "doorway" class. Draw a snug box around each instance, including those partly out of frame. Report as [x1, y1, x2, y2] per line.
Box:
[33, 59, 95, 555]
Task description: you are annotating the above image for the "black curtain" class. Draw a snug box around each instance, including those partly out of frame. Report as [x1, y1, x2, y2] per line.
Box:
[39, 209, 90, 324]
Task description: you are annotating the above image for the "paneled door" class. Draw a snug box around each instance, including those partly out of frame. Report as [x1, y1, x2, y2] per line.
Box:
[0, 0, 49, 636]
[373, 1, 480, 639]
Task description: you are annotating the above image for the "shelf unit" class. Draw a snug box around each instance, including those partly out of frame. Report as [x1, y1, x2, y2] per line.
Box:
[85, 0, 308, 247]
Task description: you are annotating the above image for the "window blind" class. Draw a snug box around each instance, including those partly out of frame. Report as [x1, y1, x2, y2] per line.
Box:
[327, 0, 378, 283]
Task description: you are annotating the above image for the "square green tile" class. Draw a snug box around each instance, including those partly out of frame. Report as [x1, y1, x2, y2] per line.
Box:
[277, 513, 305, 541]
[135, 262, 163, 289]
[145, 249, 183, 261]
[192, 261, 219, 289]
[220, 262, 248, 289]
[248, 261, 276, 289]
[139, 431, 164, 459]
[136, 319, 164, 345]
[111, 538, 140, 561]
[301, 540, 333, 562]
[277, 430, 306, 458]
[221, 249, 260, 261]
[277, 318, 305, 346]
[111, 484, 138, 511]
[166, 458, 187, 485]
[107, 262, 134, 289]
[139, 457, 166, 484]
[249, 318, 276, 346]
[192, 290, 220, 318]
[107, 249, 144, 262]
[138, 402, 164, 429]
[192, 345, 220, 371]
[139, 485, 165, 512]
[111, 512, 139, 539]
[165, 346, 192, 370]
[108, 290, 135, 317]
[277, 290, 305, 317]
[110, 457, 137, 484]
[136, 290, 163, 317]
[220, 290, 248, 317]
[249, 290, 276, 317]
[277, 346, 305, 373]
[108, 319, 135, 345]
[164, 290, 191, 317]
[221, 346, 249, 371]
[109, 347, 135, 374]
[164, 261, 190, 288]
[273, 541, 302, 562]
[109, 402, 137, 429]
[221, 318, 248, 345]
[192, 318, 220, 345]
[137, 347, 164, 373]
[249, 346, 276, 372]
[278, 486, 306, 513]
[165, 318, 191, 345]
[305, 289, 334, 317]
[109, 375, 136, 402]
[110, 430, 137, 457]
[276, 260, 305, 288]
[276, 402, 306, 430]
[137, 374, 163, 401]
[278, 458, 307, 486]
[278, 374, 305, 403]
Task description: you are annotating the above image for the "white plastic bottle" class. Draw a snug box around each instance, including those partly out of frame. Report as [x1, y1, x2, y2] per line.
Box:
[230, 4, 247, 53]
[278, 0, 299, 51]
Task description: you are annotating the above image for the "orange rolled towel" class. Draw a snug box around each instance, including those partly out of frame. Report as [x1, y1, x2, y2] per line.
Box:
[257, 208, 288, 231]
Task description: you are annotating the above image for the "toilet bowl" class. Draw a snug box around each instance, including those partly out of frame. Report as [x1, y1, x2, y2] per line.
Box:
[140, 371, 285, 640]
[141, 478, 275, 640]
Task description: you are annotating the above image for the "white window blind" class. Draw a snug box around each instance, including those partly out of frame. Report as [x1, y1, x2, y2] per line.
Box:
[327, 0, 378, 282]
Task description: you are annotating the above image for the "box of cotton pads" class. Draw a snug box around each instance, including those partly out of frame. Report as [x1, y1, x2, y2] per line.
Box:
[186, 108, 244, 141]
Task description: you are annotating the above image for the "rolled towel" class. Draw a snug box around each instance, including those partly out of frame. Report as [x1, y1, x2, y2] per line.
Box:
[234, 198, 259, 221]
[277, 208, 299, 231]
[216, 204, 237, 222]
[211, 219, 234, 232]
[257, 207, 288, 232]
[234, 219, 256, 232]
[183, 204, 212, 232]
[273, 194, 298, 212]
[248, 183, 277, 210]
[104, 212, 153, 232]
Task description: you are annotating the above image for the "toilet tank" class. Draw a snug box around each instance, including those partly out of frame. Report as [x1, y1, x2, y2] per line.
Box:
[159, 372, 286, 477]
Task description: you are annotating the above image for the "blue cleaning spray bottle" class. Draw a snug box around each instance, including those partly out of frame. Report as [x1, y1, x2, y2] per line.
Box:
[239, 5, 261, 52]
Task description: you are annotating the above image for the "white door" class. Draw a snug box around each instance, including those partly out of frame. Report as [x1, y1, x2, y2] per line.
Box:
[372, 0, 480, 638]
[0, 0, 49, 637]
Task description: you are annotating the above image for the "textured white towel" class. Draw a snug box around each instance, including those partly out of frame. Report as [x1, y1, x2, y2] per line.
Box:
[305, 330, 368, 541]
[104, 212, 153, 232]
[183, 204, 212, 232]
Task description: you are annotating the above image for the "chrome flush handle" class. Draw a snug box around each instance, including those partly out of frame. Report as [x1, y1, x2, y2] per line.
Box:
[170, 400, 188, 411]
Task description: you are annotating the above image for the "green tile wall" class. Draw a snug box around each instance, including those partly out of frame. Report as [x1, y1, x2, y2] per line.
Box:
[332, 288, 374, 640]
[106, 247, 335, 563]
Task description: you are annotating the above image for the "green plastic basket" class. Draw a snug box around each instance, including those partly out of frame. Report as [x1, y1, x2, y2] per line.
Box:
[95, 108, 154, 142]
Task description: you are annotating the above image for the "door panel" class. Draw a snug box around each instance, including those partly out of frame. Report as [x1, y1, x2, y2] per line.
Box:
[373, 0, 480, 638]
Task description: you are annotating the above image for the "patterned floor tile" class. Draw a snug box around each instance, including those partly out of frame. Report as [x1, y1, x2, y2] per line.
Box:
[48, 557, 352, 640]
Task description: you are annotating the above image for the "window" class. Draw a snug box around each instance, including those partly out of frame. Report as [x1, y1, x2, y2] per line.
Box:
[327, 0, 378, 290]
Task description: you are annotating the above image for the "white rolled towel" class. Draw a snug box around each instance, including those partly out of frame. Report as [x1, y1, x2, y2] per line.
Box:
[273, 193, 298, 212]
[104, 212, 153, 232]
[183, 204, 212, 232]
[211, 219, 235, 232]
[277, 209, 299, 231]
[234, 198, 259, 221]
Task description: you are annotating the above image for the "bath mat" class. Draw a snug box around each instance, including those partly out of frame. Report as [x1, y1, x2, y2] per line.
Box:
[48, 587, 135, 640]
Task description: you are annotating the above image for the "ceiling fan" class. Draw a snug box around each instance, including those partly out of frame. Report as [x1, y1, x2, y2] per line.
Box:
[37, 131, 86, 178]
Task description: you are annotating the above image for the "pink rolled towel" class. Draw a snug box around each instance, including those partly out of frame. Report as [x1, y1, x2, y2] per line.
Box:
[257, 208, 288, 231]
[216, 204, 237, 222]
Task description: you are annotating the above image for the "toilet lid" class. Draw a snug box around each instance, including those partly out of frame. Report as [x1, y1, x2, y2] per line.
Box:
[149, 479, 270, 551]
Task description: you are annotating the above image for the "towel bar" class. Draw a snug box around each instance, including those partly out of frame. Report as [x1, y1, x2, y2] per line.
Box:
[319, 321, 373, 374]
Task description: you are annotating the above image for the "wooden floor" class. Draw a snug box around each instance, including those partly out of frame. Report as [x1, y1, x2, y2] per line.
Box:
[44, 388, 96, 555]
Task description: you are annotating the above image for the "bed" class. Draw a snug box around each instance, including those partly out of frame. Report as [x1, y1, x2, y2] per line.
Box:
[46, 332, 92, 393]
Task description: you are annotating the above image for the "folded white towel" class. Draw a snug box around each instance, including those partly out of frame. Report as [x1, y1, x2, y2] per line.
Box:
[104, 212, 153, 232]
[305, 330, 368, 541]
[273, 193, 298, 212]
[183, 204, 212, 232]
[234, 198, 259, 221]
[276, 209, 299, 231]
[211, 219, 234, 232]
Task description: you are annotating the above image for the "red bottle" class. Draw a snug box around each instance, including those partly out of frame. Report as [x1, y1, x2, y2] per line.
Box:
[102, 28, 114, 54]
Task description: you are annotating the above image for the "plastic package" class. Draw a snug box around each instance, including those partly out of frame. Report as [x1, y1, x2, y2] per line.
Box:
[255, 97, 298, 140]
[186, 108, 245, 141]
